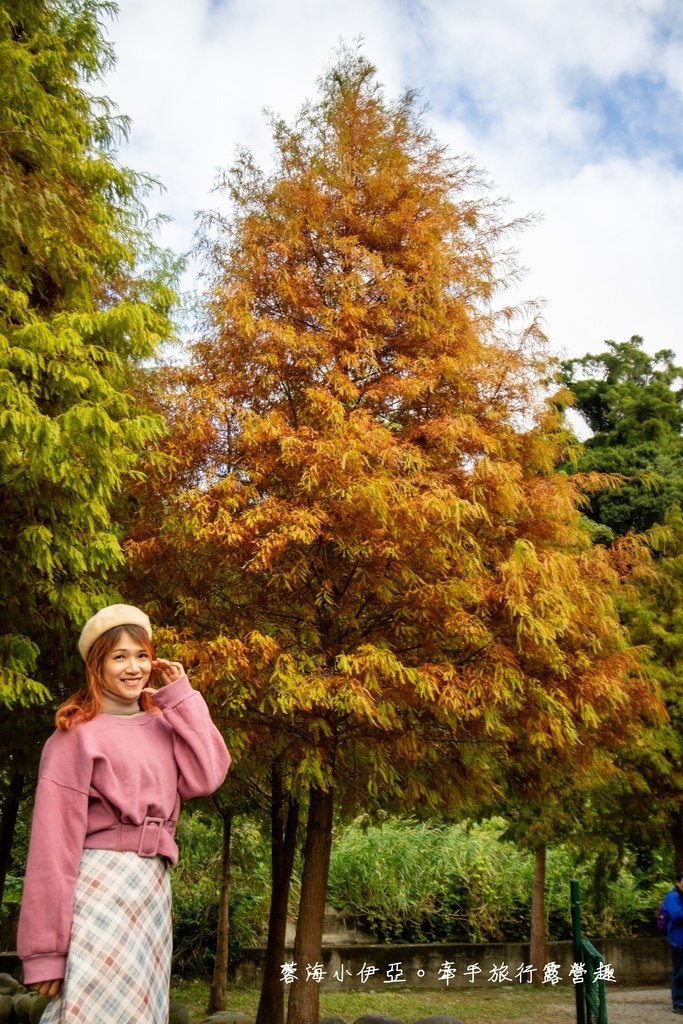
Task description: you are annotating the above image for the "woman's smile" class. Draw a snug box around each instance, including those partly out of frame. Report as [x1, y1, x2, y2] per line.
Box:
[101, 630, 152, 701]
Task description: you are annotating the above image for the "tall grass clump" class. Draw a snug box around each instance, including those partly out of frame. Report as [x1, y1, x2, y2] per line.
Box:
[327, 817, 529, 941]
[326, 816, 666, 943]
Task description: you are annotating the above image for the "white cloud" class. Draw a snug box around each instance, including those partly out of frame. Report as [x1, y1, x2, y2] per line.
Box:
[500, 158, 683, 360]
[101, 0, 683, 364]
[104, 0, 405, 240]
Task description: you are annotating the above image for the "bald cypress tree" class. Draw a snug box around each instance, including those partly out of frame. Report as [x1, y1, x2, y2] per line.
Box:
[128, 53, 659, 1022]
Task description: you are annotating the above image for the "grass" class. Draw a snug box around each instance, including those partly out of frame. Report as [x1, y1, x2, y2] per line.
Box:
[171, 978, 576, 1023]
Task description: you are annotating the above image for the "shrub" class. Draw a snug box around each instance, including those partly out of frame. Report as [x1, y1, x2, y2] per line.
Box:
[326, 816, 667, 943]
[171, 809, 270, 975]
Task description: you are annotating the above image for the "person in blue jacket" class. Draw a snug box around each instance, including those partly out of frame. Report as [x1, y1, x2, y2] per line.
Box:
[662, 873, 683, 1014]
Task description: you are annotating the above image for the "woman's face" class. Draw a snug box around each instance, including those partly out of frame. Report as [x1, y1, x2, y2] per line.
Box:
[101, 630, 152, 701]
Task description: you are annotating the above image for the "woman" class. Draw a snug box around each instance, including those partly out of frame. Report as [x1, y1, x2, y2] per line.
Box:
[17, 604, 231, 1023]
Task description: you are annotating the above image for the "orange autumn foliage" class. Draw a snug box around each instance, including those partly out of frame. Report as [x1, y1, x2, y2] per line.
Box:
[131, 54, 657, 774]
[126, 53, 661, 1023]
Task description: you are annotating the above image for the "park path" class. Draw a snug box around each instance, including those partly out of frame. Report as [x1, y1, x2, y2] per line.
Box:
[596, 986, 677, 1024]
[608, 986, 678, 1022]
[530, 985, 677, 1024]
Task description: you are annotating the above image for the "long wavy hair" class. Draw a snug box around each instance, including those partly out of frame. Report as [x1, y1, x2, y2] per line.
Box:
[56, 624, 158, 730]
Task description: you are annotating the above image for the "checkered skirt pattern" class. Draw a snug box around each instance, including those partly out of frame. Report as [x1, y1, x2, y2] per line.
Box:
[39, 848, 172, 1024]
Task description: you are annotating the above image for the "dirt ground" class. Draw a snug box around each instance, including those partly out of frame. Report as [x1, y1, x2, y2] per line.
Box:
[607, 986, 679, 1022]
[540, 985, 678, 1023]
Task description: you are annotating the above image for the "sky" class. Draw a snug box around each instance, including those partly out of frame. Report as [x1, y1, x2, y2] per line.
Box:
[100, 0, 683, 367]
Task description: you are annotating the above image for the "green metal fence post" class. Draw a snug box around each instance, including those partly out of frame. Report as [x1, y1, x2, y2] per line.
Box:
[571, 878, 609, 1024]
[571, 878, 587, 1024]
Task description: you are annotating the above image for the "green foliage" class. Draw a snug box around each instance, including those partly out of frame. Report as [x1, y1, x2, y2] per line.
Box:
[42, 808, 665, 982]
[326, 816, 665, 943]
[0, 0, 179, 708]
[0, 876, 23, 909]
[171, 810, 271, 976]
[607, 506, 683, 854]
[6, 798, 30, 875]
[562, 337, 682, 441]
[560, 336, 683, 535]
[327, 816, 528, 942]
[561, 336, 683, 865]
[0, 636, 49, 708]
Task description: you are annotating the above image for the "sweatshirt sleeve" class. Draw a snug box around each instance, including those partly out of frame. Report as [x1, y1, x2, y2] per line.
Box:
[151, 674, 230, 798]
[17, 731, 92, 985]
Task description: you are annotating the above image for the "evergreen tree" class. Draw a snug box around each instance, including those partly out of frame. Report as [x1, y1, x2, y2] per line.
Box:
[619, 506, 683, 869]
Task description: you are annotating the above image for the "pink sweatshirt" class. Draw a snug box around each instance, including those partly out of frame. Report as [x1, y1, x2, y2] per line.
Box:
[18, 674, 230, 984]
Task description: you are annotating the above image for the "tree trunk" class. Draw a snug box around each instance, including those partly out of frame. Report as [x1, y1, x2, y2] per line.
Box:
[256, 763, 300, 1024]
[287, 784, 334, 1024]
[671, 810, 683, 877]
[0, 771, 24, 907]
[207, 809, 233, 1013]
[530, 843, 546, 978]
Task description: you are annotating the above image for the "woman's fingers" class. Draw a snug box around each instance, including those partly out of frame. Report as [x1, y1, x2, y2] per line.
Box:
[33, 979, 62, 996]
[151, 659, 185, 684]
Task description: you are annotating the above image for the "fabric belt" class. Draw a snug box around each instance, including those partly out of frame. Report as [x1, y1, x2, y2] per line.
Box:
[121, 816, 173, 857]
[86, 816, 175, 858]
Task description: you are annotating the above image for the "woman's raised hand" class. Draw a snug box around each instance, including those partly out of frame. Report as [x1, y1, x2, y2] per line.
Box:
[148, 659, 185, 687]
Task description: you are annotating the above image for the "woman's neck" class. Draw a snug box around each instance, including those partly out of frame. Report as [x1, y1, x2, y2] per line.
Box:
[101, 688, 143, 716]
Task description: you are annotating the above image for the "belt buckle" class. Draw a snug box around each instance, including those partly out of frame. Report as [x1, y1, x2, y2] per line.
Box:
[138, 816, 164, 857]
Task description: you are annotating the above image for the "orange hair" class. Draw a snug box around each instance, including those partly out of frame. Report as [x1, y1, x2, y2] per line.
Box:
[56, 624, 158, 730]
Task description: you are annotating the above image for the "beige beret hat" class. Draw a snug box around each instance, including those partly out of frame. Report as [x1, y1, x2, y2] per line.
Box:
[78, 604, 152, 661]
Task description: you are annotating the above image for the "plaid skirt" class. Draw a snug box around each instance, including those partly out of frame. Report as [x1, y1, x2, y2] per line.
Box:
[40, 848, 172, 1024]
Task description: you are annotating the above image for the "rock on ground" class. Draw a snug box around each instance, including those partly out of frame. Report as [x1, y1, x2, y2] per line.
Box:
[352, 1015, 406, 1024]
[168, 1000, 191, 1024]
[196, 1012, 255, 1024]
[414, 1016, 467, 1024]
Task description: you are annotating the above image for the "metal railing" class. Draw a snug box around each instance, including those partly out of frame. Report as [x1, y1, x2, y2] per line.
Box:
[570, 878, 608, 1024]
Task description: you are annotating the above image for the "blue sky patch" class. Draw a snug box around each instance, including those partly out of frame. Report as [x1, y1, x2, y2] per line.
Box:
[574, 71, 683, 169]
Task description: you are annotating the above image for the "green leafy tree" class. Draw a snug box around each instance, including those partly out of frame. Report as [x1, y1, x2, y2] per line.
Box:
[616, 509, 683, 870]
[562, 337, 683, 868]
[561, 336, 683, 537]
[0, 0, 177, 901]
[0, 0, 177, 703]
